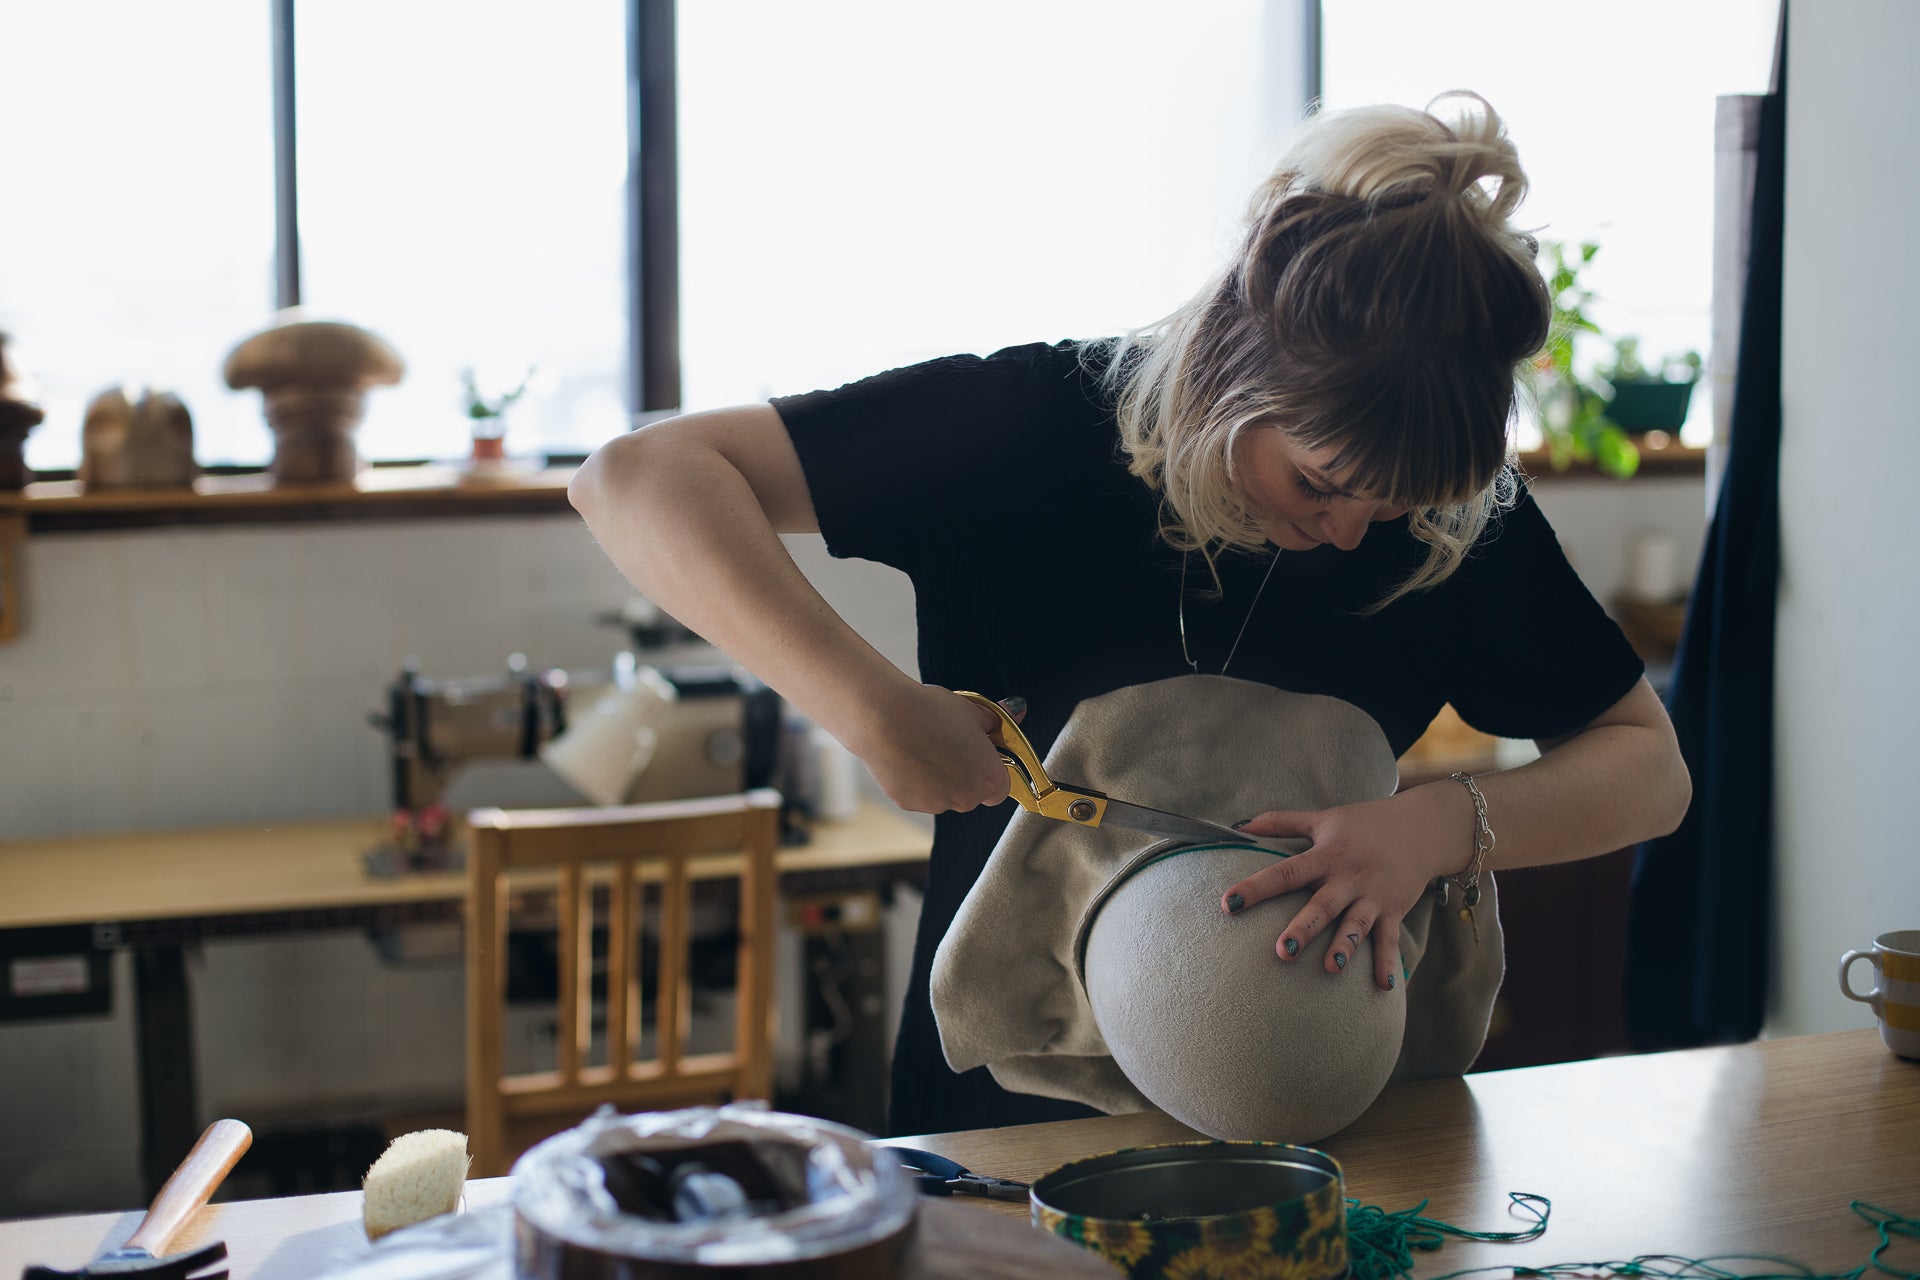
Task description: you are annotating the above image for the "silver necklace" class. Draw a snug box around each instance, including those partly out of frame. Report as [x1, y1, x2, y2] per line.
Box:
[1178, 550, 1281, 676]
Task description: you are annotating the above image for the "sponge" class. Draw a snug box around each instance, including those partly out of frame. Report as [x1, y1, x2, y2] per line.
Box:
[363, 1128, 471, 1240]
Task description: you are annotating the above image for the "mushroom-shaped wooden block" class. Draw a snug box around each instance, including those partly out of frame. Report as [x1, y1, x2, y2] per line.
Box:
[224, 316, 404, 484]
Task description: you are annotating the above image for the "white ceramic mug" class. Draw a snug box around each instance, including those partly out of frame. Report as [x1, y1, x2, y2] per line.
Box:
[540, 664, 677, 805]
[1839, 929, 1920, 1060]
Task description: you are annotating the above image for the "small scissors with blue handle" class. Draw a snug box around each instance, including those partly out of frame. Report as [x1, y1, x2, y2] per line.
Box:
[882, 1146, 1030, 1202]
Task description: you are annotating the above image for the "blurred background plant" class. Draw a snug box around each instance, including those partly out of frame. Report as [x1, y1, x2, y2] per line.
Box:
[1601, 336, 1703, 384]
[460, 365, 535, 441]
[1532, 239, 1640, 478]
[1530, 240, 1703, 479]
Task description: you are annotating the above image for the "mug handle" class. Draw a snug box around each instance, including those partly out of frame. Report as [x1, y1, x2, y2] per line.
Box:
[1839, 949, 1883, 1006]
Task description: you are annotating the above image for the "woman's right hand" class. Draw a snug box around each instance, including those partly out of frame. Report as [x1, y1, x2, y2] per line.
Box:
[570, 408, 1018, 817]
[842, 684, 1021, 816]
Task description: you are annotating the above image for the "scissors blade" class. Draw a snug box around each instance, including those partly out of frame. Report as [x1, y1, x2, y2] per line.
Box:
[1093, 797, 1249, 846]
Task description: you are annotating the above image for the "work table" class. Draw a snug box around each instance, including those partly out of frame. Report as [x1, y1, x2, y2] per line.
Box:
[0, 802, 932, 931]
[1, 1031, 1912, 1278]
[0, 802, 933, 1196]
[901, 1030, 1919, 1259]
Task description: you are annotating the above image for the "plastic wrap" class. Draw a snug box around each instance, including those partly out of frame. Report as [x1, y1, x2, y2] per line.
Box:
[511, 1104, 917, 1271]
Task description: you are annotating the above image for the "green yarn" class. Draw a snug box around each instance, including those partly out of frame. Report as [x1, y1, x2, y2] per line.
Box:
[1342, 1196, 1918, 1280]
[1346, 1191, 1550, 1280]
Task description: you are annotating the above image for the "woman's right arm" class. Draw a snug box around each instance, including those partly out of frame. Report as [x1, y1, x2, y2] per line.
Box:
[568, 405, 1010, 814]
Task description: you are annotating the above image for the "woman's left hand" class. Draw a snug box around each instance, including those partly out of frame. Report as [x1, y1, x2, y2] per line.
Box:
[1221, 782, 1473, 991]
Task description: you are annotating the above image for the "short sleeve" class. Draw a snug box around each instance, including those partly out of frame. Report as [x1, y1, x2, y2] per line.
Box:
[1435, 481, 1646, 741]
[770, 341, 1106, 570]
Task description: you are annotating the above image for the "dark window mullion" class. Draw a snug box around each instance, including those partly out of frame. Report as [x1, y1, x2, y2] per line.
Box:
[629, 0, 681, 417]
[271, 0, 301, 311]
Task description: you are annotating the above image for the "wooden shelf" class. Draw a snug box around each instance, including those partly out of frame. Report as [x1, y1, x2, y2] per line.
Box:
[0, 464, 576, 533]
[1516, 439, 1706, 481]
[0, 439, 1705, 537]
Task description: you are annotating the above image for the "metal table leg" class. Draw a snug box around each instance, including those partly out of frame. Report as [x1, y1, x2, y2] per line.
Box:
[132, 944, 198, 1198]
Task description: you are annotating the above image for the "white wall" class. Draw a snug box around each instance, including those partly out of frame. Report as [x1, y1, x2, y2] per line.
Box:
[0, 517, 638, 839]
[1771, 2, 1920, 1036]
[1530, 476, 1706, 612]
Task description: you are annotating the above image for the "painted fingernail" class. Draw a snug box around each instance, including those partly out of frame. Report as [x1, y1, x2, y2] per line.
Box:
[1225, 893, 1245, 914]
[1386, 974, 1396, 991]
[1334, 952, 1348, 971]
[1283, 937, 1299, 957]
[999, 695, 1027, 716]
[1231, 819, 1252, 830]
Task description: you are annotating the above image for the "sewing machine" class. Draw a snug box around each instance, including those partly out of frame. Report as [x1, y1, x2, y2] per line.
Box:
[368, 654, 785, 870]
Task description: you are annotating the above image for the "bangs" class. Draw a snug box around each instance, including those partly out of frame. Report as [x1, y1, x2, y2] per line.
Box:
[1285, 347, 1515, 510]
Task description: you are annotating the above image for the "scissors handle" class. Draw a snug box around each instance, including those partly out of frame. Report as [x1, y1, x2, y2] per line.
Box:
[956, 692, 1110, 827]
[881, 1146, 1031, 1202]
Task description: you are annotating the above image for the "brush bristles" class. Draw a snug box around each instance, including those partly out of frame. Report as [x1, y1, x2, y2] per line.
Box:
[361, 1129, 471, 1241]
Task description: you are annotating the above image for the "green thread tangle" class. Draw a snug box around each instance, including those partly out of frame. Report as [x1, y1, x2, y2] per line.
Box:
[1341, 1197, 1917, 1280]
[1346, 1192, 1550, 1280]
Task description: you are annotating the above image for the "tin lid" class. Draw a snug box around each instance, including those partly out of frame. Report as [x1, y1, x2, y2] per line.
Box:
[1032, 1141, 1343, 1224]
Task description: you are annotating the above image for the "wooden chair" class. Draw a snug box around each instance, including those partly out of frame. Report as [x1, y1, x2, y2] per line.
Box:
[464, 789, 781, 1176]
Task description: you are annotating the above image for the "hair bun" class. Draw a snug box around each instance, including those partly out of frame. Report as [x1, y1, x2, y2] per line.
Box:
[1422, 90, 1529, 219]
[1252, 90, 1528, 226]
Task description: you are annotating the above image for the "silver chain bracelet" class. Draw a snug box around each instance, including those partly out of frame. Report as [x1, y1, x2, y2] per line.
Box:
[1433, 770, 1494, 940]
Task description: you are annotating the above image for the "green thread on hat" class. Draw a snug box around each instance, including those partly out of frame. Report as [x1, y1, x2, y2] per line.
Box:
[1341, 1195, 1919, 1280]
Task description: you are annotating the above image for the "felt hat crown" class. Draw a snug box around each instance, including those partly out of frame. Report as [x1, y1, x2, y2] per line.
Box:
[931, 675, 1503, 1142]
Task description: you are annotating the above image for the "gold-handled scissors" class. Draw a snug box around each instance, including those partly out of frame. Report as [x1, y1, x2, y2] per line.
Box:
[957, 691, 1250, 845]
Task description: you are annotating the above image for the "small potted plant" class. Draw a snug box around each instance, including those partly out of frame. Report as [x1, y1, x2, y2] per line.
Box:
[1530, 240, 1639, 478]
[460, 365, 534, 465]
[1598, 337, 1701, 435]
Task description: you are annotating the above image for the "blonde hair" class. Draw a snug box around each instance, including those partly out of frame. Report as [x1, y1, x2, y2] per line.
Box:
[1105, 91, 1549, 609]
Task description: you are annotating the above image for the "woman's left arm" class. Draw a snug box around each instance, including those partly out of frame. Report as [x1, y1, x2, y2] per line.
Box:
[1222, 677, 1691, 990]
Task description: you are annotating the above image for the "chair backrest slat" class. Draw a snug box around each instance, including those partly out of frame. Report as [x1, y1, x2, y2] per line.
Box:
[606, 860, 635, 1077]
[657, 857, 689, 1076]
[557, 863, 582, 1084]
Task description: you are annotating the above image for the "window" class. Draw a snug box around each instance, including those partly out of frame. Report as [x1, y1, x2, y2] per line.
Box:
[1, 1, 275, 471]
[296, 1, 627, 463]
[8, 4, 1315, 473]
[1321, 0, 1781, 448]
[2, 1, 626, 469]
[675, 1, 1315, 409]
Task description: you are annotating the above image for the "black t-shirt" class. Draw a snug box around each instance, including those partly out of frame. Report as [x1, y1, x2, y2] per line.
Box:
[771, 338, 1643, 1136]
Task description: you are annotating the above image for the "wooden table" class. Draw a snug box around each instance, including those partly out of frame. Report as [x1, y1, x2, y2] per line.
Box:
[2, 1032, 1910, 1279]
[0, 1182, 1111, 1279]
[0, 802, 932, 1196]
[0, 801, 930, 931]
[901, 1029, 1920, 1274]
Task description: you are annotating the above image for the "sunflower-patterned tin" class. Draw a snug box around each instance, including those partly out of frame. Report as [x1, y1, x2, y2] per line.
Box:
[1030, 1141, 1348, 1280]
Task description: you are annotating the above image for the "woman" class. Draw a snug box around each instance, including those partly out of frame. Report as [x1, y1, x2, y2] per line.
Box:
[570, 93, 1692, 1135]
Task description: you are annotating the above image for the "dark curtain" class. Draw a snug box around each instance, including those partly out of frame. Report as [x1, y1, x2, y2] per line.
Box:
[1624, 7, 1787, 1049]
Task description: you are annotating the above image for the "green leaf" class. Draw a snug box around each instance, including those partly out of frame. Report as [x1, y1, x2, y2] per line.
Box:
[1595, 428, 1641, 479]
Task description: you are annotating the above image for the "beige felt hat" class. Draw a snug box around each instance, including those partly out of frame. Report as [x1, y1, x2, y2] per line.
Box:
[930, 675, 1503, 1142]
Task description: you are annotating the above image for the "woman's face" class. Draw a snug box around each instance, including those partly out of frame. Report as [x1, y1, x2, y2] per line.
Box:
[1232, 428, 1411, 552]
